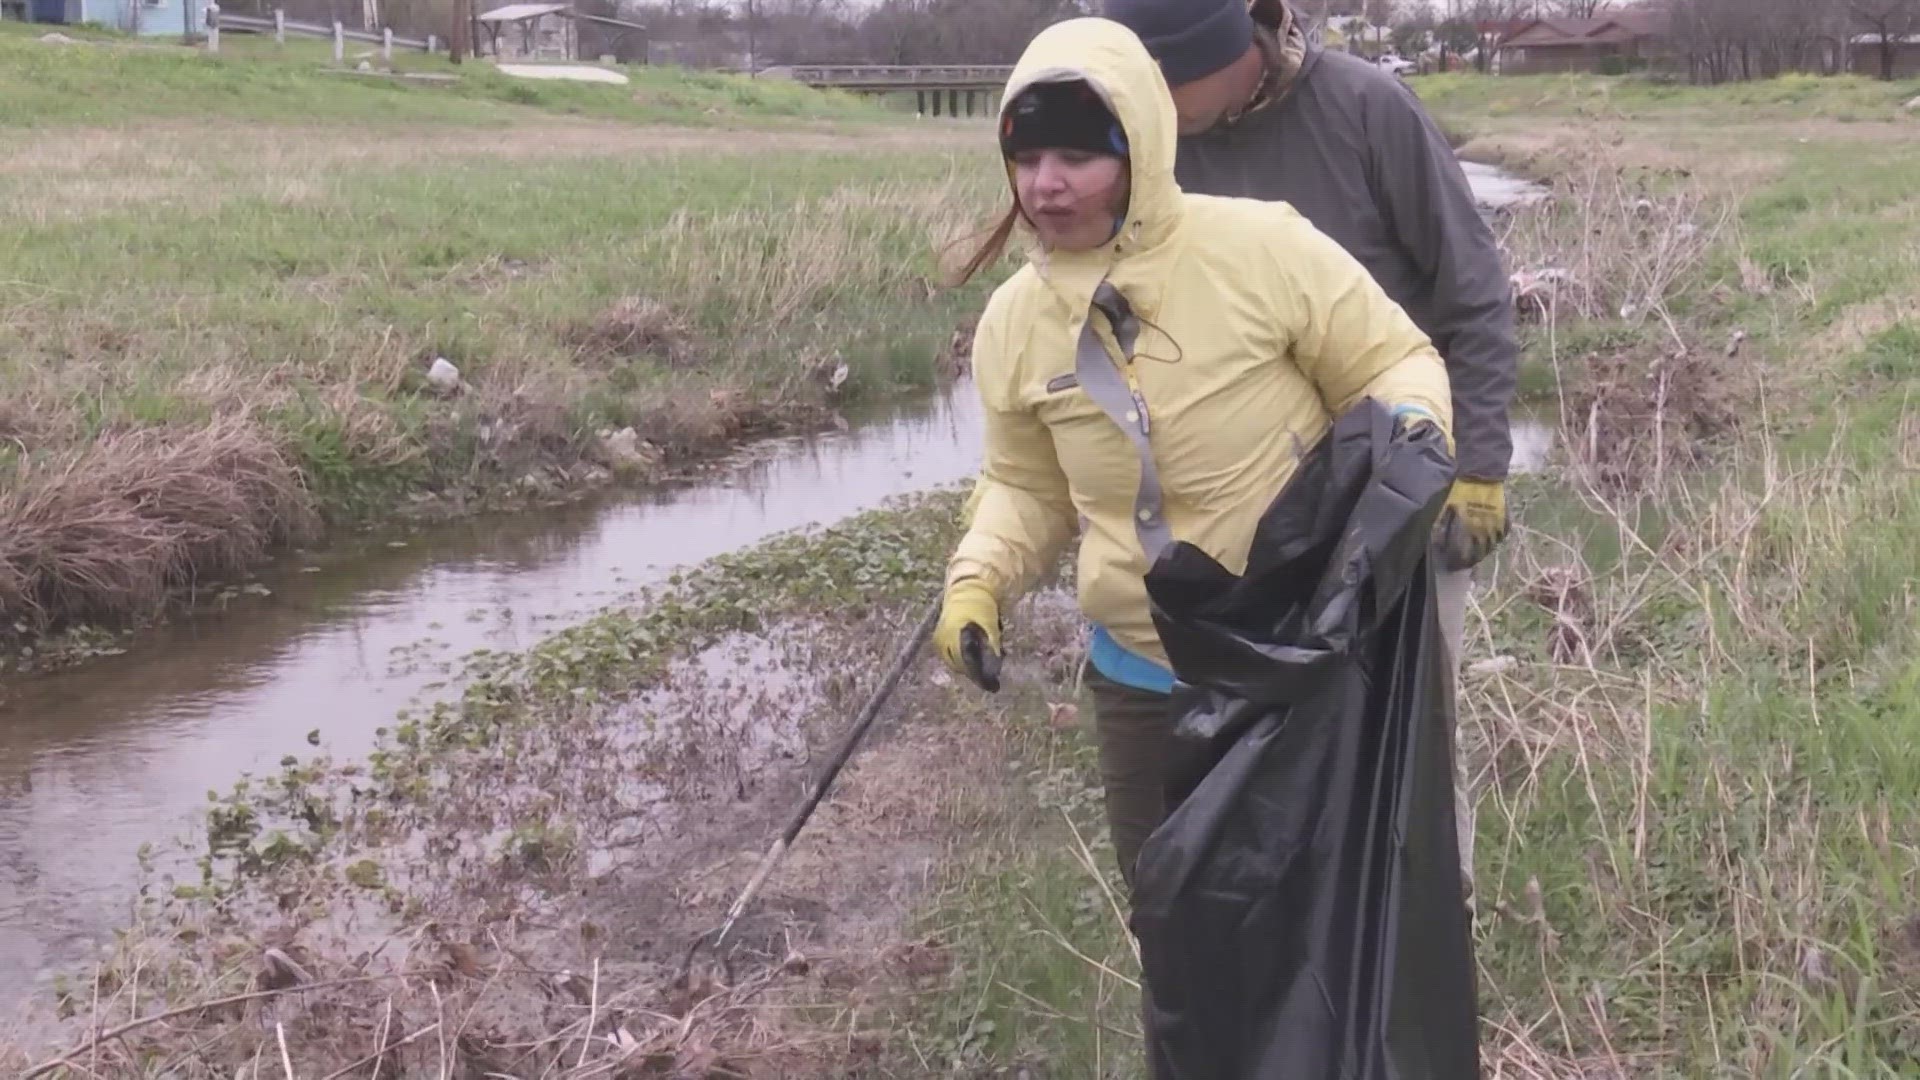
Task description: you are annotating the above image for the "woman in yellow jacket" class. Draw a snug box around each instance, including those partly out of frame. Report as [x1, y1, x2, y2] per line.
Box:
[935, 17, 1454, 888]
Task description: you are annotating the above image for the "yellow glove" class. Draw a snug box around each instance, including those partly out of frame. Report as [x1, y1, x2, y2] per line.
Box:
[935, 578, 1003, 692]
[1438, 478, 1509, 570]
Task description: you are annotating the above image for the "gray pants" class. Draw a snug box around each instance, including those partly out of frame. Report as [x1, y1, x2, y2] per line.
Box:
[1091, 565, 1478, 896]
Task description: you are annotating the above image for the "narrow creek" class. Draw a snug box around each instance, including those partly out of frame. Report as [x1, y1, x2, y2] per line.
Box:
[0, 163, 1553, 1007]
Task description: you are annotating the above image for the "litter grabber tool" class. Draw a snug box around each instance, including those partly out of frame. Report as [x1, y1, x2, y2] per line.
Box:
[681, 595, 942, 979]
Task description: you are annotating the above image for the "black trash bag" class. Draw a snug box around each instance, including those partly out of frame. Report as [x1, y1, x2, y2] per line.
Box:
[1132, 398, 1479, 1080]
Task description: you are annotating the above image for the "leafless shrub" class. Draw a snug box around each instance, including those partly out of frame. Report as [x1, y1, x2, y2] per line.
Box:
[1497, 151, 1751, 495]
[1560, 346, 1744, 494]
[1499, 154, 1736, 349]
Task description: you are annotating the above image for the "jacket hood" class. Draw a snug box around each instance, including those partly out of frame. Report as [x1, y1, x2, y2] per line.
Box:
[1000, 18, 1185, 302]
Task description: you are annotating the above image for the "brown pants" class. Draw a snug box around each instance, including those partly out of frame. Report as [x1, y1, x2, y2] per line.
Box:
[1091, 566, 1476, 895]
[1088, 670, 1203, 892]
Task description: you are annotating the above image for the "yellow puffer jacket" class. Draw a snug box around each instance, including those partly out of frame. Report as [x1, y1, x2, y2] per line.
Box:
[949, 17, 1452, 667]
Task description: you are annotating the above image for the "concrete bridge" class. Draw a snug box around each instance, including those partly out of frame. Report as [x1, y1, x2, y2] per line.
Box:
[758, 64, 1015, 117]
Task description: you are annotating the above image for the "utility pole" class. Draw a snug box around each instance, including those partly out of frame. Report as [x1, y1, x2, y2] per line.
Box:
[449, 0, 470, 62]
[745, 0, 756, 76]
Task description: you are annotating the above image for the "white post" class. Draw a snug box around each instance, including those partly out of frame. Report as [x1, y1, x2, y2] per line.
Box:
[426, 33, 437, 52]
[206, 3, 219, 50]
[382, 26, 392, 62]
[274, 7, 284, 43]
[332, 20, 344, 64]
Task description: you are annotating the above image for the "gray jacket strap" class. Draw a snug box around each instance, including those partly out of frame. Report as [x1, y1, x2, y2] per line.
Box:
[1075, 282, 1172, 560]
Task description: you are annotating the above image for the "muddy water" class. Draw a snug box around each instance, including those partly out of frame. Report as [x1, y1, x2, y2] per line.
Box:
[1462, 160, 1551, 210]
[0, 390, 985, 1001]
[0, 165, 1553, 1005]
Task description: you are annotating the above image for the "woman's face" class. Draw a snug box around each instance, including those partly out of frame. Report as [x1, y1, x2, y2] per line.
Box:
[1012, 148, 1129, 252]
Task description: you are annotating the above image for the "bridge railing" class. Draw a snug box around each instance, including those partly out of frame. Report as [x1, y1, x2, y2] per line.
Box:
[765, 64, 1014, 87]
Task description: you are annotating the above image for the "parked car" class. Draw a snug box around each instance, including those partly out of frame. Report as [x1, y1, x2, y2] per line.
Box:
[1375, 54, 1416, 77]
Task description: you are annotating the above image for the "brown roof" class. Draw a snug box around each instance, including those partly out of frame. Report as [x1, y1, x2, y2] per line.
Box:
[1607, 9, 1670, 35]
[1499, 18, 1598, 48]
[1499, 12, 1668, 49]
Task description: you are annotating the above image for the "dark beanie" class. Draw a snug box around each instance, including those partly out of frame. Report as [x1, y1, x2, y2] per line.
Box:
[1102, 0, 1255, 86]
[1000, 80, 1130, 159]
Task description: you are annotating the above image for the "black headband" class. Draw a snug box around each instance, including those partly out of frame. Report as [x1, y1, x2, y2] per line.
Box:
[999, 80, 1130, 160]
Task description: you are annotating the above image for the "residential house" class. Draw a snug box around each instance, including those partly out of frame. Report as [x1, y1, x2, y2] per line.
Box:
[1849, 33, 1920, 79]
[11, 0, 206, 34]
[1497, 10, 1674, 76]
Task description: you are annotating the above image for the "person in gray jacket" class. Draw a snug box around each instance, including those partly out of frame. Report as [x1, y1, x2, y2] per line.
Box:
[1102, 0, 1522, 902]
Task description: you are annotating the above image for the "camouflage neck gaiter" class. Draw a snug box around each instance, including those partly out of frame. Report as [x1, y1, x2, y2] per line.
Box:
[1231, 0, 1309, 124]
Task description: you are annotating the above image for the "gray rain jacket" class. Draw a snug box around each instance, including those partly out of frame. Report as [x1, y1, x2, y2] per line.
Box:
[1174, 39, 1520, 480]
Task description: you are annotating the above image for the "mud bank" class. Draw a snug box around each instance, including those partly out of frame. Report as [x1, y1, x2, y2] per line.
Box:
[2, 491, 1091, 1077]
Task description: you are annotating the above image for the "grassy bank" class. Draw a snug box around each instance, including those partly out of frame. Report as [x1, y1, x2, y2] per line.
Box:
[0, 28, 1002, 650]
[1, 22, 878, 127]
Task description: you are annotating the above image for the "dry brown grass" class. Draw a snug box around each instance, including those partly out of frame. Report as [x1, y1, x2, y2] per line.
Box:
[573, 296, 692, 368]
[9, 943, 892, 1080]
[1806, 289, 1920, 366]
[1555, 347, 1744, 494]
[1459, 415, 1920, 1075]
[0, 417, 313, 628]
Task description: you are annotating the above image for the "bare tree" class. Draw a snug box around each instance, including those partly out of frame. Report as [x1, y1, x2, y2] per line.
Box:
[1669, 0, 1746, 82]
[755, 0, 859, 63]
[1852, 0, 1920, 78]
[1362, 0, 1398, 54]
[938, 0, 1084, 61]
[1759, 0, 1851, 76]
[1666, 0, 1858, 82]
[1393, 0, 1436, 57]
[1463, 0, 1533, 72]
[1543, 0, 1608, 18]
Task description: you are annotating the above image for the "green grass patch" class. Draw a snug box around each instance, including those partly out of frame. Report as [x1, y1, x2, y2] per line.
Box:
[0, 27, 879, 127]
[1412, 70, 1920, 123]
[1852, 322, 1920, 380]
